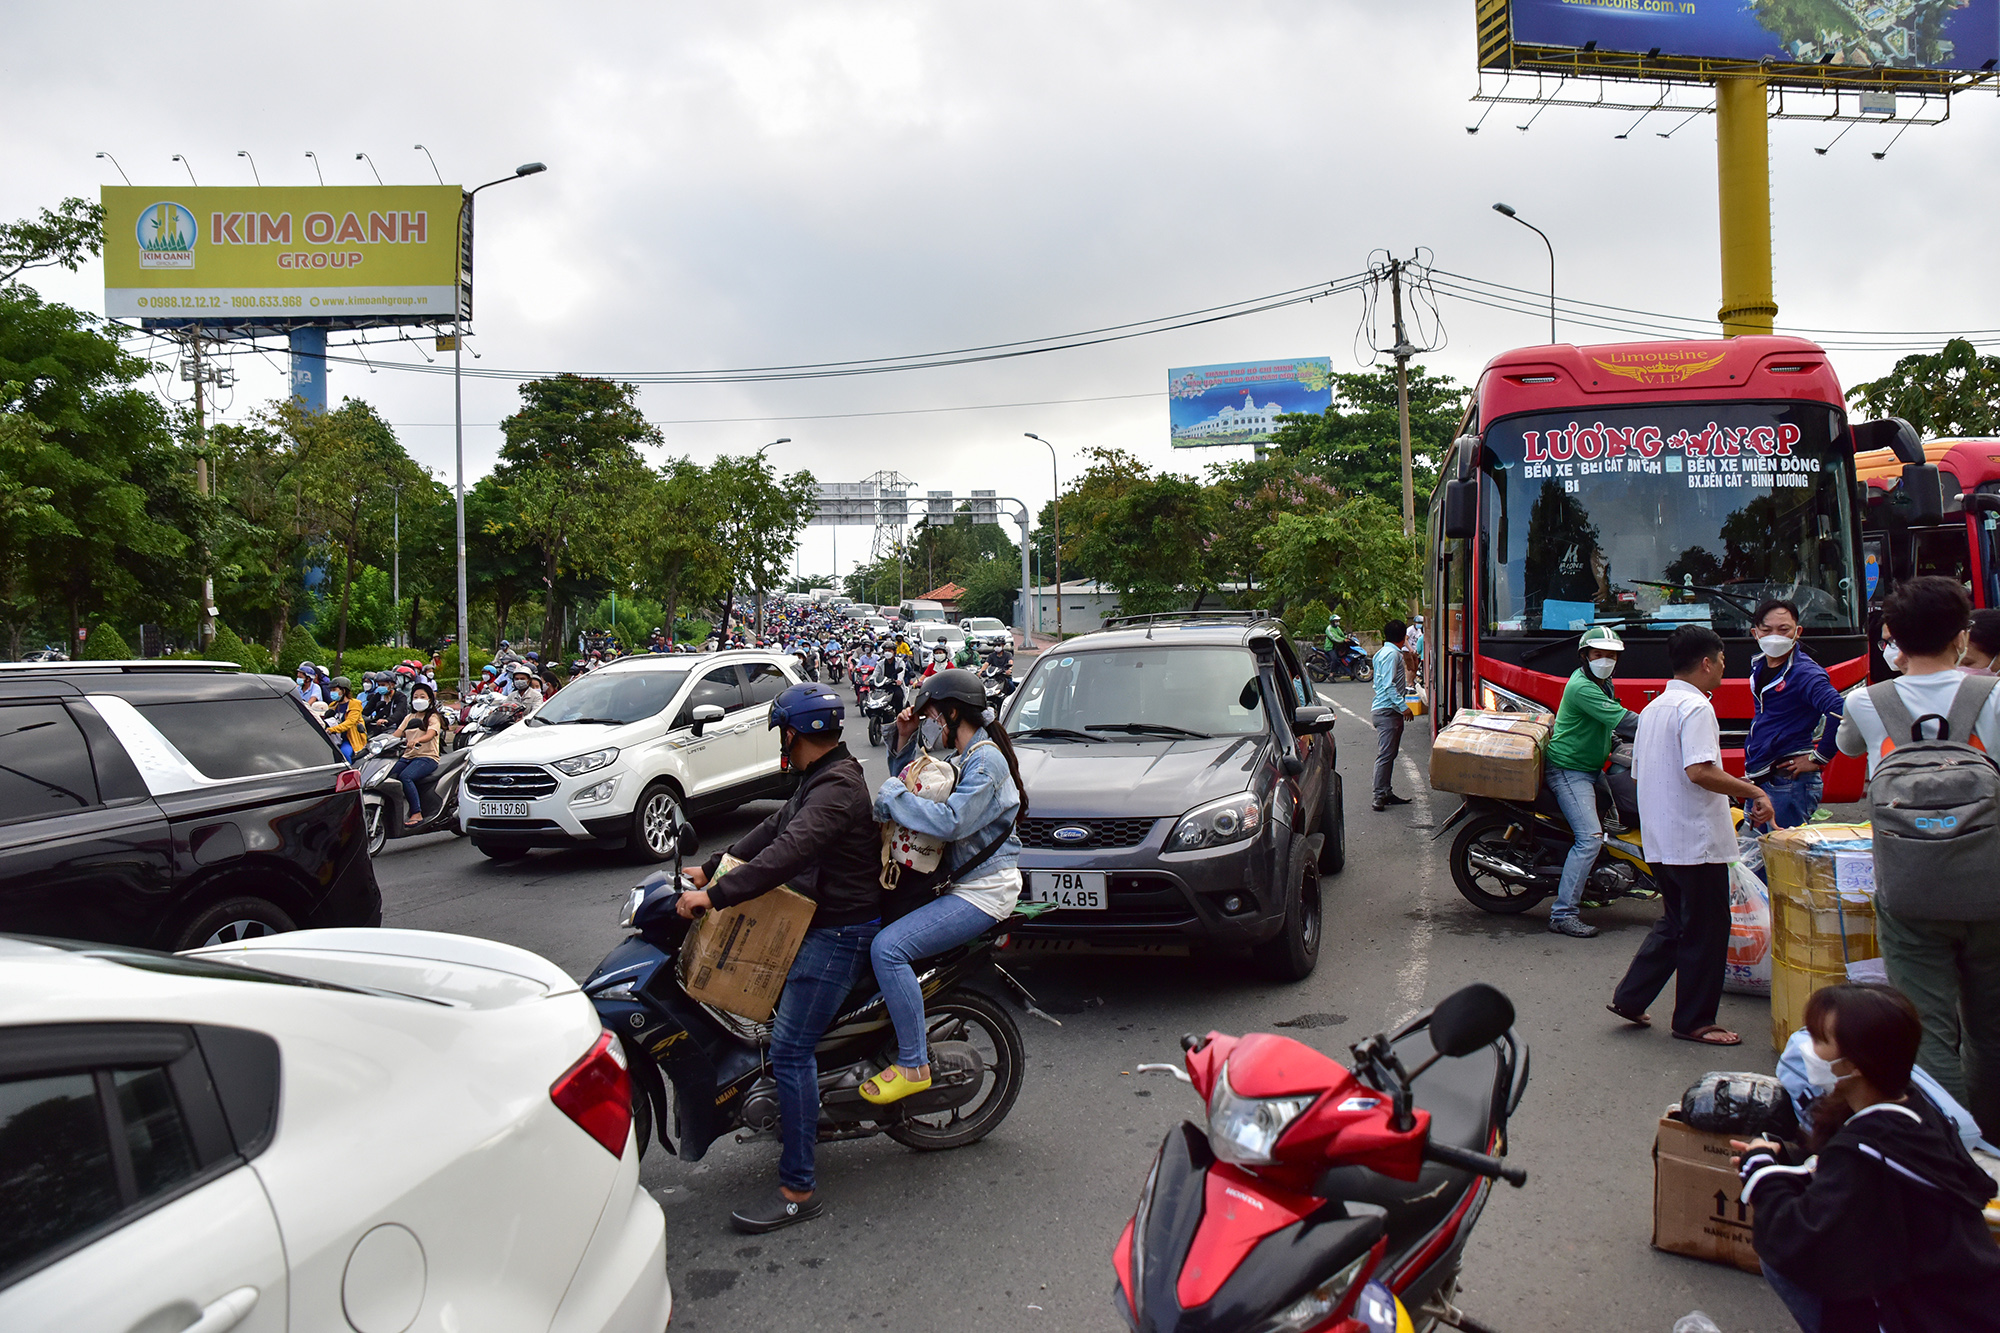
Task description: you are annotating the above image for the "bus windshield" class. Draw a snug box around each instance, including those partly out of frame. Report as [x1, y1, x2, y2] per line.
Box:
[1482, 402, 1861, 636]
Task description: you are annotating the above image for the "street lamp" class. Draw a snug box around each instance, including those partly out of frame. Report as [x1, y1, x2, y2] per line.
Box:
[236, 151, 261, 186]
[391, 483, 403, 649]
[1492, 203, 1557, 344]
[171, 155, 198, 185]
[1023, 434, 1062, 640]
[452, 161, 548, 701]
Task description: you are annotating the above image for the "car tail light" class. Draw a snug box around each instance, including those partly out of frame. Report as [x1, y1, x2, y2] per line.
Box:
[335, 769, 361, 793]
[550, 1032, 631, 1157]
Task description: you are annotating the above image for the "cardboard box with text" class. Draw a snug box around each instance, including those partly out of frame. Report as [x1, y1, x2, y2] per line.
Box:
[679, 869, 816, 1022]
[1653, 1104, 1762, 1275]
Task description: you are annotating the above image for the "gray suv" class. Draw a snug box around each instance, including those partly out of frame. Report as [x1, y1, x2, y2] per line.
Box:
[1001, 613, 1344, 980]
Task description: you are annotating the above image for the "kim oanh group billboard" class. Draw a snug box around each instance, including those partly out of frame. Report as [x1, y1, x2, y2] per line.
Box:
[1169, 358, 1332, 448]
[102, 185, 464, 326]
[1505, 0, 1998, 73]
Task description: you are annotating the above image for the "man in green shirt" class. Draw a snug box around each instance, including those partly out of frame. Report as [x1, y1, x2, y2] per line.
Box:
[954, 641, 981, 669]
[1543, 626, 1639, 938]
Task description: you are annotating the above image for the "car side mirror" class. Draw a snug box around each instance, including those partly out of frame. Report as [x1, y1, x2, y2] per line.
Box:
[690, 703, 724, 737]
[1443, 478, 1477, 539]
[1427, 983, 1515, 1058]
[1292, 705, 1335, 735]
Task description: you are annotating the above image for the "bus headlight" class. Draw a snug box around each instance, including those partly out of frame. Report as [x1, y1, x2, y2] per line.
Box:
[1478, 680, 1546, 714]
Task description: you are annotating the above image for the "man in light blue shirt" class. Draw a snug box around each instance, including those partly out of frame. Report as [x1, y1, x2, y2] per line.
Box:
[1371, 621, 1410, 811]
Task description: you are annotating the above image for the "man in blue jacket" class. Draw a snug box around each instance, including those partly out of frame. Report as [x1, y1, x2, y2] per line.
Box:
[1743, 598, 1846, 829]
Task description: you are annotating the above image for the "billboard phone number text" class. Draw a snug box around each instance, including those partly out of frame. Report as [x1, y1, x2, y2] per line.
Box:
[135, 295, 304, 310]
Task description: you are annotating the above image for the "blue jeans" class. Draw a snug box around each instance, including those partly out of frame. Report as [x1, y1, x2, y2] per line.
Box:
[389, 756, 437, 818]
[1763, 770, 1823, 830]
[1762, 1262, 1822, 1332]
[871, 895, 994, 1067]
[769, 921, 879, 1193]
[1545, 766, 1604, 924]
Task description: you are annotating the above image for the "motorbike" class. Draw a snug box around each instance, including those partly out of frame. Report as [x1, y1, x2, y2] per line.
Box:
[863, 678, 904, 747]
[1115, 983, 1528, 1333]
[357, 733, 469, 855]
[826, 649, 846, 684]
[454, 693, 529, 751]
[1437, 729, 1707, 915]
[582, 825, 1032, 1164]
[1306, 642, 1374, 684]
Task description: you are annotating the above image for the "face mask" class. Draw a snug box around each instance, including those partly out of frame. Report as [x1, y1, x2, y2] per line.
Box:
[328, 690, 341, 701]
[1883, 642, 1906, 674]
[920, 716, 946, 750]
[1800, 1045, 1840, 1093]
[1758, 635, 1797, 659]
[1587, 658, 1616, 680]
[413, 698, 431, 712]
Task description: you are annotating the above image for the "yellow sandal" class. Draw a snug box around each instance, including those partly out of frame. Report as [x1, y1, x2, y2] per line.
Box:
[859, 1065, 933, 1106]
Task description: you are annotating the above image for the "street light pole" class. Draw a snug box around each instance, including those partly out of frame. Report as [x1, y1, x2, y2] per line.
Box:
[391, 483, 402, 649]
[1492, 203, 1557, 344]
[454, 161, 547, 702]
[1023, 433, 1062, 641]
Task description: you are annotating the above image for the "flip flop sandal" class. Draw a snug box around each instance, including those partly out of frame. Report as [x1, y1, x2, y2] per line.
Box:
[1672, 1025, 1742, 1046]
[1605, 1002, 1651, 1028]
[859, 1066, 933, 1106]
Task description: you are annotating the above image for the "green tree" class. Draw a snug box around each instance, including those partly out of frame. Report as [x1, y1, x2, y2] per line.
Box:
[1204, 455, 1344, 595]
[1268, 364, 1469, 514]
[707, 453, 819, 637]
[495, 375, 662, 652]
[0, 386, 67, 658]
[79, 622, 133, 660]
[1039, 447, 1153, 585]
[276, 621, 325, 679]
[0, 197, 104, 287]
[1258, 496, 1422, 630]
[633, 457, 731, 641]
[1072, 471, 1217, 615]
[957, 553, 1026, 623]
[1847, 339, 2000, 439]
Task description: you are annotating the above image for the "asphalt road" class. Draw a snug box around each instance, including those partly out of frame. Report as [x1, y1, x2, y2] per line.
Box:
[376, 681, 1792, 1333]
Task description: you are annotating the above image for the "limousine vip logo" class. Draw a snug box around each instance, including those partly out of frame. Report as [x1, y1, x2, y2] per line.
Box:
[1593, 350, 1730, 386]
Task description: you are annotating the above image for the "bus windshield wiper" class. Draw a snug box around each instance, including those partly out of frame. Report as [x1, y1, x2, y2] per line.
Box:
[1011, 727, 1105, 743]
[1085, 723, 1213, 739]
[1627, 579, 1762, 620]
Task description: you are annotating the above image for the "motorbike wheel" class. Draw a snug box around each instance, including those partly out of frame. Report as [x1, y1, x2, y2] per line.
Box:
[885, 989, 1026, 1152]
[1448, 814, 1547, 914]
[1253, 845, 1323, 982]
[868, 718, 883, 747]
[362, 795, 389, 857]
[1353, 659, 1374, 683]
[1321, 774, 1347, 875]
[1306, 659, 1332, 683]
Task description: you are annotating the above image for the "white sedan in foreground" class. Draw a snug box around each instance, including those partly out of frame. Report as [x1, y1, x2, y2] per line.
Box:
[0, 930, 671, 1333]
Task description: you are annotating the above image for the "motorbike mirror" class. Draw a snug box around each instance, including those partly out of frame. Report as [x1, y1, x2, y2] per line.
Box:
[1426, 983, 1515, 1058]
[677, 821, 699, 856]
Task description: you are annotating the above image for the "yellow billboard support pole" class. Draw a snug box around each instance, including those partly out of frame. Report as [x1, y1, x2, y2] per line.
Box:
[1715, 76, 1777, 337]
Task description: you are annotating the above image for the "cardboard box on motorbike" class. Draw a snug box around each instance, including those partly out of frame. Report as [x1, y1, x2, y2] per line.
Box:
[1653, 1103, 1762, 1275]
[678, 855, 816, 1022]
[1428, 709, 1554, 802]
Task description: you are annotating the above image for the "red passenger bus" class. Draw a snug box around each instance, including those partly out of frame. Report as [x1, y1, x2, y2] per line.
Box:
[1423, 336, 1897, 803]
[1857, 438, 2000, 614]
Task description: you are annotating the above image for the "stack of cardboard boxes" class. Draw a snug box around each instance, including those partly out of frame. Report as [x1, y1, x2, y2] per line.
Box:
[1428, 708, 1554, 801]
[1764, 824, 1880, 1052]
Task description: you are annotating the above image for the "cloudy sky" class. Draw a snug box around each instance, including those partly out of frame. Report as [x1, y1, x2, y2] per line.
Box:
[8, 1, 1996, 579]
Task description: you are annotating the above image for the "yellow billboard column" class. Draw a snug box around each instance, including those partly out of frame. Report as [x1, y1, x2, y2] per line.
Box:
[1715, 77, 1777, 336]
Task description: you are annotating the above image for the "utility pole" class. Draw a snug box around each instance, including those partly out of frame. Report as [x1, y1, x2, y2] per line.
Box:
[188, 332, 217, 649]
[1387, 259, 1417, 540]
[391, 484, 402, 649]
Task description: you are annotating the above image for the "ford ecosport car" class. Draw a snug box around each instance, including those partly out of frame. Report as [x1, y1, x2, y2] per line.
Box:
[1001, 613, 1344, 980]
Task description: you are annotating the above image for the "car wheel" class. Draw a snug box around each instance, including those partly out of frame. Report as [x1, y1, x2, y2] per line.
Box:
[473, 839, 528, 862]
[362, 795, 389, 857]
[171, 896, 296, 951]
[1322, 774, 1347, 874]
[1253, 849, 1322, 982]
[1448, 814, 1545, 914]
[627, 783, 684, 864]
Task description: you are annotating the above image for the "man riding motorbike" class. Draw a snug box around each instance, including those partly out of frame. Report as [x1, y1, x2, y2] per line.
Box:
[1542, 625, 1639, 939]
[673, 683, 882, 1234]
[921, 646, 951, 680]
[507, 664, 545, 711]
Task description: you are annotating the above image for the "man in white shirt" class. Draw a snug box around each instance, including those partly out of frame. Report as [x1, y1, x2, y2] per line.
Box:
[1609, 625, 1774, 1046]
[1837, 576, 2000, 1141]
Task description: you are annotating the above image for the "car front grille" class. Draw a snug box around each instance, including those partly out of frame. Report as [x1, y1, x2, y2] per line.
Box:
[465, 765, 558, 800]
[1018, 817, 1162, 851]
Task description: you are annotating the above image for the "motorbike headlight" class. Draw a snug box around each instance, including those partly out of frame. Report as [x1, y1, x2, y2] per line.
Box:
[1167, 792, 1262, 852]
[1248, 1251, 1373, 1333]
[618, 884, 647, 929]
[1206, 1062, 1312, 1166]
[554, 747, 619, 776]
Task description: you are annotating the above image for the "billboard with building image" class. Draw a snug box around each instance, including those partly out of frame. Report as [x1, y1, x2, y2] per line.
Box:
[1168, 358, 1332, 448]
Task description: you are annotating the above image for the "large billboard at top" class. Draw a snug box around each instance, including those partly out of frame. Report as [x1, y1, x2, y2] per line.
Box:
[102, 186, 463, 325]
[1169, 358, 1332, 448]
[1505, 0, 1998, 74]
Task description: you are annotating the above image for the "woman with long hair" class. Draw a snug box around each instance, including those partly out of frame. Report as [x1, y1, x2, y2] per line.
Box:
[861, 669, 1026, 1105]
[1734, 983, 2000, 1332]
[387, 682, 444, 826]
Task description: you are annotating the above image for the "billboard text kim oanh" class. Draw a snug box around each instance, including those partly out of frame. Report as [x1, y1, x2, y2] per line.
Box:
[102, 185, 464, 324]
[1507, 0, 1998, 75]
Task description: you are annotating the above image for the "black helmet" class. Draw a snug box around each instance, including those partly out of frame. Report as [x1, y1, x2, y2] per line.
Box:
[912, 668, 986, 714]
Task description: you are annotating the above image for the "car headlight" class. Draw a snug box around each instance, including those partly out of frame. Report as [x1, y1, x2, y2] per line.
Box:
[1167, 792, 1263, 852]
[554, 747, 619, 776]
[571, 777, 619, 806]
[1248, 1252, 1373, 1333]
[1477, 679, 1545, 714]
[1206, 1062, 1313, 1166]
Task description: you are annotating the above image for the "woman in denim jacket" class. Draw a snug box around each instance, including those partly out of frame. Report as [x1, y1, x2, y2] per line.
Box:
[862, 669, 1026, 1105]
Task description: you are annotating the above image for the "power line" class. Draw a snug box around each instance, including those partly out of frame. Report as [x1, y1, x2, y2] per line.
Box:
[382, 390, 1166, 429]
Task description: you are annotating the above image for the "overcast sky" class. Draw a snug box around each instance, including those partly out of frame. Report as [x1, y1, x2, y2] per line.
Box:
[8, 1, 1996, 580]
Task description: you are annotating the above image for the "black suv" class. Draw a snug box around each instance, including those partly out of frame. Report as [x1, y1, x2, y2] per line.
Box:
[0, 661, 381, 951]
[1002, 613, 1344, 980]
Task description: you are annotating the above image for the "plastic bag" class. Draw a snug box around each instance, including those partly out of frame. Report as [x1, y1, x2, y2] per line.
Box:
[879, 751, 955, 889]
[1676, 1071, 1797, 1138]
[1723, 860, 1772, 997]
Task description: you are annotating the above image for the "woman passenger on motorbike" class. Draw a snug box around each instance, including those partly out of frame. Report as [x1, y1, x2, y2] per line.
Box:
[388, 682, 444, 826]
[1542, 625, 1639, 940]
[861, 669, 1027, 1105]
[323, 675, 366, 762]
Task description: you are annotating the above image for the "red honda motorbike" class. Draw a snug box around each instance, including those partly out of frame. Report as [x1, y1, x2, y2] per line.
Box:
[1113, 984, 1529, 1333]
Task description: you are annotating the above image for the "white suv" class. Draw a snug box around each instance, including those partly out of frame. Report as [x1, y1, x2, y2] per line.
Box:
[459, 651, 799, 861]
